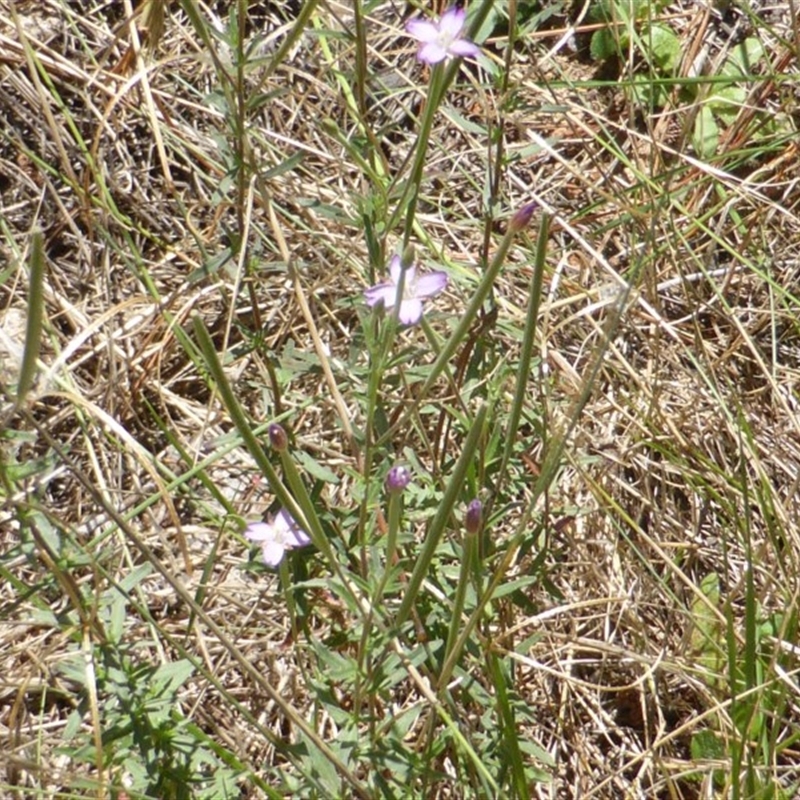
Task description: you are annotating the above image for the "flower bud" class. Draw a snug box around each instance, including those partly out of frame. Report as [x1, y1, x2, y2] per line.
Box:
[400, 244, 416, 270]
[465, 499, 483, 534]
[268, 423, 288, 452]
[385, 465, 411, 494]
[508, 202, 537, 233]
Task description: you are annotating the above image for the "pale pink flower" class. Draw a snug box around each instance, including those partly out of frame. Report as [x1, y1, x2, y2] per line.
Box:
[406, 7, 480, 65]
[364, 255, 448, 326]
[245, 510, 311, 567]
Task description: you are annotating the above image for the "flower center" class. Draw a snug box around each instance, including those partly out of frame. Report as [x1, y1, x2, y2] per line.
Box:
[437, 30, 455, 49]
[400, 276, 417, 301]
[395, 267, 417, 302]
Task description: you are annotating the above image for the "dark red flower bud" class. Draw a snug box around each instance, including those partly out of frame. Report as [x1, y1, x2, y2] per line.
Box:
[508, 202, 537, 233]
[465, 499, 483, 534]
[268, 423, 288, 452]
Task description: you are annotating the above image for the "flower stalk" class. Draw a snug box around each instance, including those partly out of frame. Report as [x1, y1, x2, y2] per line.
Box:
[443, 500, 483, 685]
[372, 466, 411, 607]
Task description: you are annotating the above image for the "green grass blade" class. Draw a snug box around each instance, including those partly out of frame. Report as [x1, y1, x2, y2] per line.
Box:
[16, 230, 45, 406]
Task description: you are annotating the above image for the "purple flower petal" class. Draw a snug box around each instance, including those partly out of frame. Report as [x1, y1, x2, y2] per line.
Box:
[385, 465, 412, 494]
[465, 499, 483, 534]
[418, 43, 448, 64]
[364, 282, 397, 308]
[260, 540, 286, 567]
[414, 270, 448, 299]
[439, 7, 467, 38]
[388, 255, 405, 284]
[398, 298, 424, 325]
[364, 255, 448, 326]
[276, 509, 311, 547]
[448, 39, 480, 58]
[509, 202, 537, 232]
[244, 522, 273, 542]
[406, 18, 440, 43]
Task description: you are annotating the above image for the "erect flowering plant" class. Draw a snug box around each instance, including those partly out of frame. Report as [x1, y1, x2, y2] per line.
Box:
[364, 254, 448, 326]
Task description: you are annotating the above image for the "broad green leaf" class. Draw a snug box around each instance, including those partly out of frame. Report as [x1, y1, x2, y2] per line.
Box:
[723, 37, 766, 77]
[708, 84, 746, 120]
[690, 728, 725, 760]
[648, 24, 681, 72]
[692, 106, 719, 158]
[590, 28, 618, 62]
[689, 572, 723, 682]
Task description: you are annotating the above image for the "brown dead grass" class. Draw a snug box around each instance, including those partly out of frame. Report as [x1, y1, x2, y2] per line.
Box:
[2, 0, 800, 797]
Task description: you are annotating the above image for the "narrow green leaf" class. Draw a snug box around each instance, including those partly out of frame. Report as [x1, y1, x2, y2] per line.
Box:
[151, 659, 196, 695]
[17, 230, 45, 404]
[295, 450, 340, 483]
[489, 654, 528, 798]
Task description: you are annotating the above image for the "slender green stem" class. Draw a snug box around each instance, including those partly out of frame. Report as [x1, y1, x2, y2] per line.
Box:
[16, 230, 45, 407]
[442, 525, 477, 691]
[371, 487, 403, 608]
[395, 403, 488, 630]
[395, 0, 495, 246]
[495, 214, 550, 497]
[399, 65, 446, 248]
